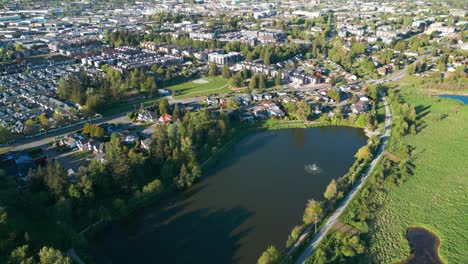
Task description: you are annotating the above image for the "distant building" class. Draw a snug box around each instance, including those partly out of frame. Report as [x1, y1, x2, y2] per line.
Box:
[208, 52, 242, 65]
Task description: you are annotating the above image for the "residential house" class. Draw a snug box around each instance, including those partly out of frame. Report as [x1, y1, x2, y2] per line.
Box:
[377, 67, 388, 76]
[64, 137, 78, 149]
[158, 113, 172, 124]
[137, 110, 158, 123]
[351, 99, 370, 114]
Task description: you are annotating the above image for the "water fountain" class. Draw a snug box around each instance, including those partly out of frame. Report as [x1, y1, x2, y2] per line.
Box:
[304, 163, 322, 174]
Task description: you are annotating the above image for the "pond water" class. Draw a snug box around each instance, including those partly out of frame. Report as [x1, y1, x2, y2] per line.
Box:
[438, 94, 468, 104]
[402, 227, 443, 264]
[92, 127, 367, 264]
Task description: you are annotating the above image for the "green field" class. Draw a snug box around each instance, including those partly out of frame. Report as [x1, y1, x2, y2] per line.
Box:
[166, 76, 230, 99]
[365, 86, 468, 263]
[101, 97, 161, 116]
[100, 76, 231, 116]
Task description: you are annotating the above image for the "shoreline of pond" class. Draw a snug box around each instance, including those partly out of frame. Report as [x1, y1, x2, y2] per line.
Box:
[88, 124, 369, 264]
[400, 226, 444, 264]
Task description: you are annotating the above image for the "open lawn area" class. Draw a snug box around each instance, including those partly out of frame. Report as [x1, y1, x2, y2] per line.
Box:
[166, 76, 230, 99]
[101, 97, 161, 116]
[365, 86, 468, 263]
[101, 76, 233, 116]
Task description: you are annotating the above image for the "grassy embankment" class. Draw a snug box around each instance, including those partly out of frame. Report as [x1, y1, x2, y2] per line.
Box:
[333, 85, 468, 263]
[168, 76, 231, 99]
[365, 86, 468, 263]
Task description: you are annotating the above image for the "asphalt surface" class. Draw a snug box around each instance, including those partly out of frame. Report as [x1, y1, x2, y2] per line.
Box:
[9, 113, 129, 152]
[295, 95, 392, 264]
[291, 56, 427, 262]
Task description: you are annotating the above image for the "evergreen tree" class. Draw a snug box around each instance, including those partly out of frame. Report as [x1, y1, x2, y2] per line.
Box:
[263, 51, 271, 65]
[246, 52, 253, 61]
[275, 70, 282, 86]
[165, 69, 172, 81]
[229, 73, 244, 87]
[222, 64, 230, 79]
[209, 62, 218, 76]
[44, 160, 67, 199]
[242, 67, 249, 79]
[105, 133, 131, 192]
[258, 74, 266, 89]
[249, 74, 258, 89]
[0, 125, 12, 144]
[172, 104, 180, 121]
[175, 164, 189, 190]
[159, 98, 170, 115]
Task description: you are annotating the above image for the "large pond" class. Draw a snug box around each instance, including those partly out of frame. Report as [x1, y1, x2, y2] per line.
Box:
[438, 94, 468, 104]
[92, 127, 367, 264]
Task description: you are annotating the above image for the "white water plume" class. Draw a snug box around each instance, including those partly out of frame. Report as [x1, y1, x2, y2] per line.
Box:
[304, 163, 322, 174]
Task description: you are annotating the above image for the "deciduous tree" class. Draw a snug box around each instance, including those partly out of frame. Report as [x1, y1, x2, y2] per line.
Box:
[296, 100, 311, 121]
[303, 199, 323, 232]
[324, 179, 338, 200]
[355, 145, 372, 161]
[257, 245, 280, 264]
[38, 246, 72, 264]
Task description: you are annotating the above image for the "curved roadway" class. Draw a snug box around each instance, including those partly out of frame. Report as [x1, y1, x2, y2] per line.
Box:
[295, 95, 392, 264]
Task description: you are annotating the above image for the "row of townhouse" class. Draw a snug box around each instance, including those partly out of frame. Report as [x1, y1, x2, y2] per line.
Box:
[0, 66, 89, 133]
[81, 46, 183, 70]
[235, 61, 324, 86]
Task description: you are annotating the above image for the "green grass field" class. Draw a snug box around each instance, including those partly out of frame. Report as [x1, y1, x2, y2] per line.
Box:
[166, 76, 230, 99]
[101, 76, 231, 116]
[101, 97, 161, 116]
[365, 86, 468, 263]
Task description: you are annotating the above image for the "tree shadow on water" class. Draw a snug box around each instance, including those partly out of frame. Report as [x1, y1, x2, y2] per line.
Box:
[201, 131, 276, 181]
[94, 206, 254, 264]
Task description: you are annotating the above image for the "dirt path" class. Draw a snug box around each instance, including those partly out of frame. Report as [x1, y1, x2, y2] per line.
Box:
[293, 96, 392, 263]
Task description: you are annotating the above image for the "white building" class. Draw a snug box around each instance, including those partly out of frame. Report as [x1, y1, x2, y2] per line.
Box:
[208, 52, 242, 65]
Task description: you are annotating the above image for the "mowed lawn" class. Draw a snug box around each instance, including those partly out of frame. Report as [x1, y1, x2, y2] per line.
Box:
[166, 76, 230, 99]
[367, 87, 468, 263]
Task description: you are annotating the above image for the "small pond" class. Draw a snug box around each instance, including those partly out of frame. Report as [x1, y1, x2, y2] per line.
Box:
[402, 227, 443, 264]
[438, 94, 468, 104]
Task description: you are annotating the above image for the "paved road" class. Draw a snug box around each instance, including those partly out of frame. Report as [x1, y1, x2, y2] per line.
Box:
[6, 54, 422, 154]
[9, 113, 129, 152]
[371, 53, 428, 85]
[291, 55, 429, 262]
[295, 95, 392, 264]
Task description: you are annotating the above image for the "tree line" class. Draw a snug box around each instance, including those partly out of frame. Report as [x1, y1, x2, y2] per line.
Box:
[0, 106, 232, 263]
[57, 66, 158, 116]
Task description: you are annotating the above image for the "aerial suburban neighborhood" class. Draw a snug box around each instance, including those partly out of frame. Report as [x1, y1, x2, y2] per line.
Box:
[0, 0, 466, 264]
